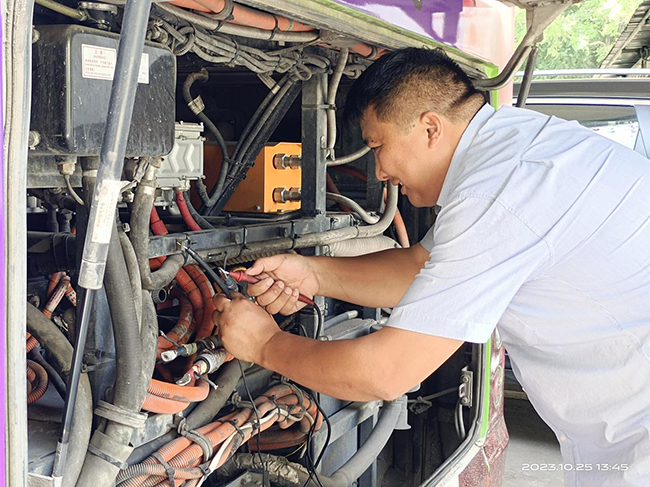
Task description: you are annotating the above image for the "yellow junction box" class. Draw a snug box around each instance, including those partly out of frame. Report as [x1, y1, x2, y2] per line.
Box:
[223, 142, 302, 214]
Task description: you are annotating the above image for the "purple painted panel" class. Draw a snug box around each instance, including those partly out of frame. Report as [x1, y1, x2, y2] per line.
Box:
[334, 0, 465, 45]
[329, 0, 516, 70]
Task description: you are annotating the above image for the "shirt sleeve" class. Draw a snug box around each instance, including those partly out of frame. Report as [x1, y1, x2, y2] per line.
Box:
[389, 195, 552, 343]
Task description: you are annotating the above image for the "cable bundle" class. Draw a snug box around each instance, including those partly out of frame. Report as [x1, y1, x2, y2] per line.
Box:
[117, 383, 322, 486]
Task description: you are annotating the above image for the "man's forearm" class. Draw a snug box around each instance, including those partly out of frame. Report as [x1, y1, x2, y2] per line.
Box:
[258, 327, 463, 402]
[260, 331, 402, 401]
[309, 245, 429, 308]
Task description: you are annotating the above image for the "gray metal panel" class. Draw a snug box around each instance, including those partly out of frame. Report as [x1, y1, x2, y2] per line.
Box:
[601, 1, 650, 69]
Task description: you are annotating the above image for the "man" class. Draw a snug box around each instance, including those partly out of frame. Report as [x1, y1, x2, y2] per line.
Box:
[213, 48, 650, 485]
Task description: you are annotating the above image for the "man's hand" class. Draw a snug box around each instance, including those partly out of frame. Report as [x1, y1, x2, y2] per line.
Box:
[213, 293, 280, 364]
[245, 254, 320, 315]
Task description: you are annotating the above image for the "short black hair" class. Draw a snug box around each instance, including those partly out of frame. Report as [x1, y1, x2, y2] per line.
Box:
[345, 47, 484, 128]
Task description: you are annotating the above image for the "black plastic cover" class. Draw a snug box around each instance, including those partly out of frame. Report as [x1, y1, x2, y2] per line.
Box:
[30, 24, 176, 156]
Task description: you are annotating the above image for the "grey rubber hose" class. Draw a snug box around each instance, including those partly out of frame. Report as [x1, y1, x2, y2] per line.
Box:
[326, 236, 400, 257]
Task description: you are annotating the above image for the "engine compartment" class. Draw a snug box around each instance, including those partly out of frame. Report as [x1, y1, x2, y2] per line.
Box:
[20, 1, 488, 486]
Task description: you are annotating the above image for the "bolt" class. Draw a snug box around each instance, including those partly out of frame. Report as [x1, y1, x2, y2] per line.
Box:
[28, 131, 41, 149]
[254, 205, 261, 211]
[28, 295, 40, 308]
[32, 27, 40, 43]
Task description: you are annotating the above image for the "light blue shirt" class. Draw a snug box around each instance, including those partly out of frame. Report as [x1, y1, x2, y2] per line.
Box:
[388, 104, 650, 486]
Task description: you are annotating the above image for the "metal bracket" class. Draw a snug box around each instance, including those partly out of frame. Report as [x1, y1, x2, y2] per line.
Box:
[459, 366, 474, 408]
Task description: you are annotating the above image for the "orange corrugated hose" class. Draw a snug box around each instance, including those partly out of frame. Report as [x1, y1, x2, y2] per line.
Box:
[148, 378, 210, 403]
[26, 333, 39, 354]
[170, 0, 315, 31]
[26, 360, 48, 404]
[119, 386, 321, 486]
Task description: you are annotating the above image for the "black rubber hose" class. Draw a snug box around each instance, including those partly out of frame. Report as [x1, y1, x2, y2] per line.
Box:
[183, 70, 231, 205]
[184, 191, 214, 229]
[28, 346, 67, 398]
[200, 76, 290, 214]
[104, 224, 144, 412]
[182, 69, 228, 157]
[207, 80, 301, 216]
[140, 290, 158, 405]
[118, 226, 142, 330]
[181, 360, 244, 432]
[231, 75, 289, 163]
[130, 167, 184, 290]
[26, 302, 93, 487]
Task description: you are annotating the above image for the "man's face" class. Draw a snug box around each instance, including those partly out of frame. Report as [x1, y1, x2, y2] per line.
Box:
[360, 106, 453, 208]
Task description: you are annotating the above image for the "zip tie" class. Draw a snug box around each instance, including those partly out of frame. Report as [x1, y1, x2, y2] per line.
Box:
[215, 418, 246, 443]
[151, 452, 176, 487]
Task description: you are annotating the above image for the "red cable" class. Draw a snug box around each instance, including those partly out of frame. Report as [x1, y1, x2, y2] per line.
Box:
[175, 191, 202, 232]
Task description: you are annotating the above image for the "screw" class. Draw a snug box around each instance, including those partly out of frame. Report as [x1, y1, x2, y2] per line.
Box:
[254, 205, 261, 211]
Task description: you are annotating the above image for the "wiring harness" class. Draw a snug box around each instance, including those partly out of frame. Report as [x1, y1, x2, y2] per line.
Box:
[117, 383, 322, 487]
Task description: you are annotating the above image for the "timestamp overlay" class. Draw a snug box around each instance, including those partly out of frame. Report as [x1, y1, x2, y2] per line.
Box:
[522, 463, 629, 472]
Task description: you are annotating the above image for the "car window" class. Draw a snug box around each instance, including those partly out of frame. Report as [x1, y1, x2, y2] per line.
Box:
[523, 102, 640, 149]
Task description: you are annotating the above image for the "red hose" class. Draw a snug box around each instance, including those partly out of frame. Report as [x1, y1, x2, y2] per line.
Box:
[184, 266, 215, 340]
[175, 191, 202, 232]
[142, 394, 190, 415]
[150, 207, 169, 236]
[157, 291, 194, 359]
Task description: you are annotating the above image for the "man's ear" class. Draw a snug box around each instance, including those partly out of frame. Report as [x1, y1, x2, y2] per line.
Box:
[420, 111, 443, 148]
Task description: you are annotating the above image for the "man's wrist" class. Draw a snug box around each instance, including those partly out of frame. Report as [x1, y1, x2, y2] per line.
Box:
[258, 328, 284, 369]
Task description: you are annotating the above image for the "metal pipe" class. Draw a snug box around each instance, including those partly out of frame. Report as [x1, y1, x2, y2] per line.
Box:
[326, 146, 370, 167]
[516, 45, 539, 108]
[326, 192, 379, 224]
[326, 48, 349, 159]
[51, 290, 95, 480]
[62, 0, 153, 483]
[324, 310, 359, 328]
[35, 0, 86, 21]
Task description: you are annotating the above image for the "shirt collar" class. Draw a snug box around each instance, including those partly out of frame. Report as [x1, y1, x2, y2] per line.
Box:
[436, 104, 496, 207]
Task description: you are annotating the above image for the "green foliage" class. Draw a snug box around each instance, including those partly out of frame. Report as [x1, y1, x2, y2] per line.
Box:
[515, 0, 641, 69]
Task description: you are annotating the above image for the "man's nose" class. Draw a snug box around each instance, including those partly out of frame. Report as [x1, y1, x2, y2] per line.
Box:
[374, 161, 388, 182]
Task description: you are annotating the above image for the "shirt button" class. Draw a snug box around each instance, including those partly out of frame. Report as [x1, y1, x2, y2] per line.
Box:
[559, 435, 567, 441]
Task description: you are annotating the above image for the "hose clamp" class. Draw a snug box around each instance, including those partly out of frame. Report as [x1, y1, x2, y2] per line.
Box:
[210, 0, 234, 21]
[188, 95, 205, 115]
[94, 400, 148, 429]
[182, 429, 213, 462]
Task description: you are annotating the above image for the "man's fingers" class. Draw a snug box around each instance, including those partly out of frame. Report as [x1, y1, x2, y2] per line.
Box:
[213, 294, 231, 311]
[265, 284, 294, 315]
[246, 255, 285, 276]
[247, 277, 275, 298]
[278, 288, 300, 315]
[255, 281, 289, 307]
